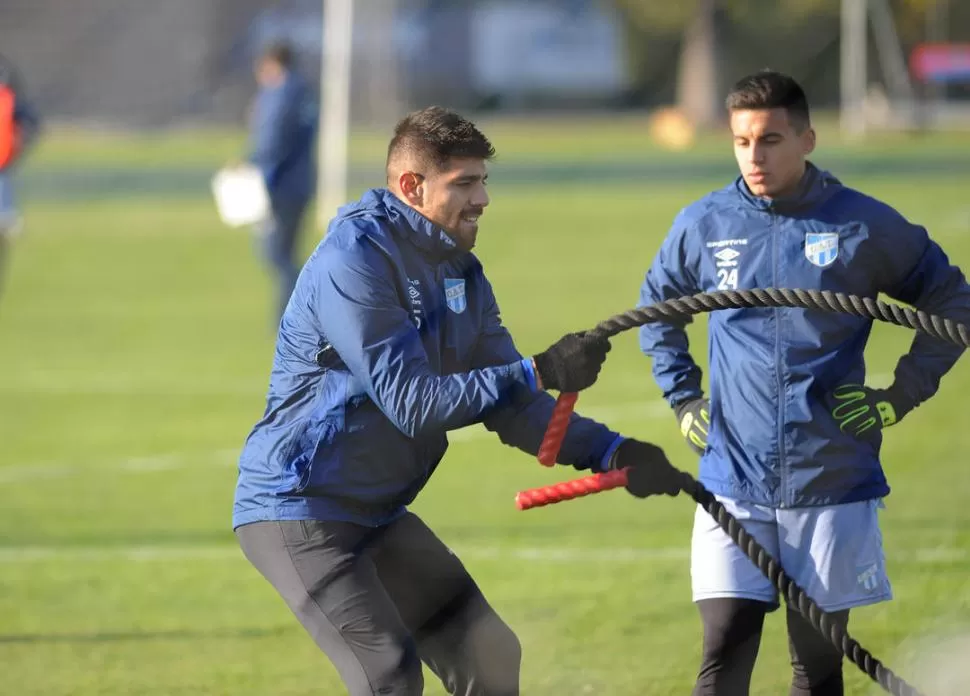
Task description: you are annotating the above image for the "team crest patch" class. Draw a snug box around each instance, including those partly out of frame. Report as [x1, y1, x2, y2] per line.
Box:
[805, 232, 839, 268]
[444, 278, 466, 314]
[856, 562, 880, 593]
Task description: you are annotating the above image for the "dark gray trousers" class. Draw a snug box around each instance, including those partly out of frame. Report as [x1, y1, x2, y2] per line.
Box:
[258, 197, 306, 324]
[236, 513, 521, 695]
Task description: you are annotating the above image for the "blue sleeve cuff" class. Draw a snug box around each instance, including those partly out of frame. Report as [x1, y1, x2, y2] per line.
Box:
[520, 357, 539, 393]
[668, 388, 703, 410]
[598, 435, 626, 473]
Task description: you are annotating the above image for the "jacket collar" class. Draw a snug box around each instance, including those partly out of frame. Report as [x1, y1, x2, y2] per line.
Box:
[343, 188, 461, 263]
[735, 162, 842, 214]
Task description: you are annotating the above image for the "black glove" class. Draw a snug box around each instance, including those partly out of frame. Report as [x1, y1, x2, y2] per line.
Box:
[609, 438, 684, 498]
[532, 331, 611, 393]
[674, 397, 710, 455]
[828, 383, 912, 440]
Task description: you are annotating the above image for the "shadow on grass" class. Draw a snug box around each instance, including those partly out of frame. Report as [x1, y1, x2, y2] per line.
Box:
[0, 625, 293, 644]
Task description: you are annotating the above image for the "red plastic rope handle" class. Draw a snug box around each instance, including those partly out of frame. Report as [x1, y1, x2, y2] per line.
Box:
[536, 392, 578, 466]
[515, 468, 629, 510]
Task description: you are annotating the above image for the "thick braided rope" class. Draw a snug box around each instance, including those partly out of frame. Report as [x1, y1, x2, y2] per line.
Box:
[580, 288, 970, 696]
[588, 288, 970, 348]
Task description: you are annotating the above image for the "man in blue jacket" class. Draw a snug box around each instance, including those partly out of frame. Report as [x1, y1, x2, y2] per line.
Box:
[638, 70, 970, 696]
[0, 54, 41, 300]
[246, 41, 317, 323]
[234, 106, 681, 695]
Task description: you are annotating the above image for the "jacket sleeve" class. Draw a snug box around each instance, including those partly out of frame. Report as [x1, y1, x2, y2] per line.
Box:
[877, 212, 970, 409]
[314, 236, 536, 440]
[638, 212, 705, 407]
[468, 275, 622, 473]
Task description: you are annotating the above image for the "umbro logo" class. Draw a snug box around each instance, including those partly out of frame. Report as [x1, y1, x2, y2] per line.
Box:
[713, 248, 741, 264]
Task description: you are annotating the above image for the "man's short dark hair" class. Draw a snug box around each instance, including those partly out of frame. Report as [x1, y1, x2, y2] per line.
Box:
[725, 70, 811, 132]
[387, 106, 496, 173]
[261, 41, 295, 70]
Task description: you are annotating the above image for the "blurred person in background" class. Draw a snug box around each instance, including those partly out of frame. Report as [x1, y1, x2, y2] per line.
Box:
[637, 70, 970, 696]
[0, 53, 41, 301]
[244, 40, 317, 325]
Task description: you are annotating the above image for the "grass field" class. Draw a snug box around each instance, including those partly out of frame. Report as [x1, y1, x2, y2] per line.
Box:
[1, 116, 970, 695]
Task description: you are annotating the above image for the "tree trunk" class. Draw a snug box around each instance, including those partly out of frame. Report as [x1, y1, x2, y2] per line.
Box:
[675, 0, 723, 128]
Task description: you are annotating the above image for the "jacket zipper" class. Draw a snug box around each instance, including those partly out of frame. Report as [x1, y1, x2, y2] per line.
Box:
[771, 210, 787, 508]
[435, 263, 447, 371]
[771, 211, 791, 507]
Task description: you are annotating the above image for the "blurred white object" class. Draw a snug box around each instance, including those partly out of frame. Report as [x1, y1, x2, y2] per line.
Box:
[211, 165, 270, 228]
[884, 630, 970, 696]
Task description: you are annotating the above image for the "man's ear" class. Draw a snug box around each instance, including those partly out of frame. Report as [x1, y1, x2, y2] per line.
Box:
[801, 127, 816, 156]
[398, 172, 424, 206]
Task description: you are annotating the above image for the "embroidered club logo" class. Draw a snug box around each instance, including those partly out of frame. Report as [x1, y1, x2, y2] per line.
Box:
[444, 278, 466, 314]
[856, 563, 879, 593]
[805, 232, 839, 268]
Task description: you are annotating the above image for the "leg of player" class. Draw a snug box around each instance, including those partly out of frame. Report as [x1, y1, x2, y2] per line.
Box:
[0, 170, 19, 301]
[693, 599, 769, 695]
[0, 233, 9, 300]
[787, 607, 849, 695]
[236, 520, 425, 695]
[690, 498, 782, 695]
[262, 199, 305, 322]
[371, 513, 521, 696]
[777, 499, 891, 696]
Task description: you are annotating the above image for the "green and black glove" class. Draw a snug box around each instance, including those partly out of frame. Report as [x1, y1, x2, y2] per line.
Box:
[674, 397, 710, 455]
[828, 383, 913, 439]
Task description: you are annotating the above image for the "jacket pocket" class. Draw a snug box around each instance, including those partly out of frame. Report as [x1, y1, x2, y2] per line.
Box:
[278, 372, 346, 495]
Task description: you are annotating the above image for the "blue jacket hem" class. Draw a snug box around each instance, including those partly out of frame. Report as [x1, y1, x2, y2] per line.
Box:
[697, 477, 891, 508]
[233, 501, 408, 531]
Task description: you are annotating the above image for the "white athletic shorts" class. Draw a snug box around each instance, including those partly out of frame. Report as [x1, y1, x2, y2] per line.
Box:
[691, 495, 892, 612]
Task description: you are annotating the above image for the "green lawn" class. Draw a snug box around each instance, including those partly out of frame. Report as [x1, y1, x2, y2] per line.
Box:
[1, 118, 969, 695]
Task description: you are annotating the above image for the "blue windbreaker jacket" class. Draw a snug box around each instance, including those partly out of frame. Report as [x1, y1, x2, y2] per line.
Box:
[247, 71, 316, 203]
[234, 188, 622, 528]
[639, 164, 970, 508]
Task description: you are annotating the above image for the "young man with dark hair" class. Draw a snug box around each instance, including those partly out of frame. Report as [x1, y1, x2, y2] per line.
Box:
[245, 40, 317, 324]
[637, 70, 970, 695]
[233, 105, 682, 696]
